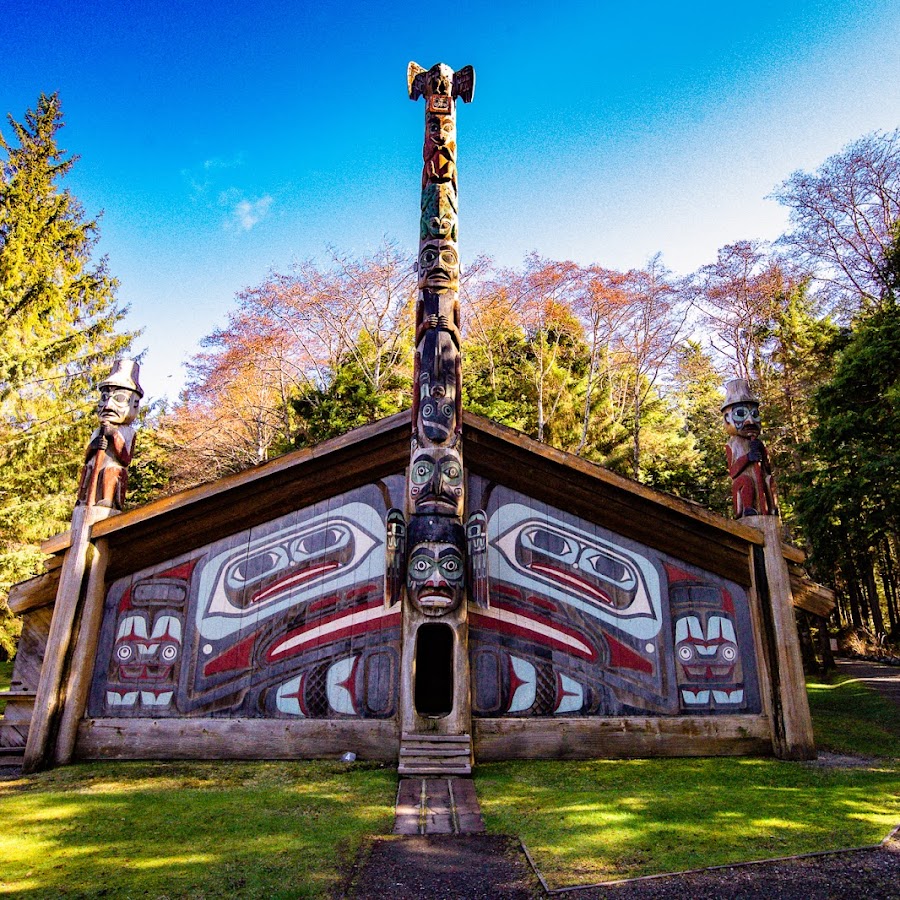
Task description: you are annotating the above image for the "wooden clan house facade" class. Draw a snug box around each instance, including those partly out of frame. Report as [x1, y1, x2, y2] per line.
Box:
[0, 63, 834, 773]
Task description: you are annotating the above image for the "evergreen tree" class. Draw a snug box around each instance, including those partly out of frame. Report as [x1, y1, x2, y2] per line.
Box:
[0, 93, 134, 656]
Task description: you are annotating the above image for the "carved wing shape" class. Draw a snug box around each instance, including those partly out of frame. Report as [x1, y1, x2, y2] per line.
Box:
[452, 65, 476, 103]
[385, 508, 407, 606]
[467, 510, 489, 608]
[407, 62, 427, 100]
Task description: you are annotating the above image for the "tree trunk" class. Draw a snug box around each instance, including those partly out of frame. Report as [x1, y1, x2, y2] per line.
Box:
[864, 556, 886, 634]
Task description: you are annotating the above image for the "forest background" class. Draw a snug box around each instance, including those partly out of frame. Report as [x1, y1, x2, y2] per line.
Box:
[1, 94, 898, 660]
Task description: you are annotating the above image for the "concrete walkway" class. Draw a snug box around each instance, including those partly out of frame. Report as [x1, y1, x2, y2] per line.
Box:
[393, 777, 486, 835]
[835, 658, 900, 710]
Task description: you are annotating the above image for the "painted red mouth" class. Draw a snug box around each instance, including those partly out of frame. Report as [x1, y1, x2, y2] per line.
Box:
[250, 561, 341, 604]
[528, 562, 614, 606]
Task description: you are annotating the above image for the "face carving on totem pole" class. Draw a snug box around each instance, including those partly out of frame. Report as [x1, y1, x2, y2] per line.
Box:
[406, 517, 466, 616]
[407, 542, 465, 615]
[723, 402, 761, 440]
[421, 183, 458, 241]
[409, 446, 464, 516]
[418, 241, 459, 292]
[426, 113, 455, 148]
[98, 386, 140, 428]
[418, 370, 457, 444]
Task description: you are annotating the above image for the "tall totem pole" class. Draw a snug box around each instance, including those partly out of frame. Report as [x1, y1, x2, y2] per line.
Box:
[392, 62, 476, 738]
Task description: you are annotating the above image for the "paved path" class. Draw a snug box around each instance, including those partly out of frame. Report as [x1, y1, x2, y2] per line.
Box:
[835, 658, 900, 710]
[393, 777, 486, 835]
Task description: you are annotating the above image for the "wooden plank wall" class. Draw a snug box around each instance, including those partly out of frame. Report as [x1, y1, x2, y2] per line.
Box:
[76, 718, 400, 761]
[474, 715, 773, 759]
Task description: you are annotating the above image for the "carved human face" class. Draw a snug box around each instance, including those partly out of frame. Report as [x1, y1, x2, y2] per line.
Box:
[421, 183, 458, 241]
[419, 371, 456, 444]
[409, 447, 463, 516]
[98, 386, 140, 427]
[407, 541, 464, 616]
[723, 403, 761, 439]
[426, 113, 455, 148]
[418, 241, 459, 292]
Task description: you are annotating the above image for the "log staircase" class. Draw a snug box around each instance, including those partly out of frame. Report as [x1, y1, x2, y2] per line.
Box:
[398, 732, 472, 776]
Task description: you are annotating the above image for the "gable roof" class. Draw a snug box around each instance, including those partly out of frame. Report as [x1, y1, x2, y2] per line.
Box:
[37, 409, 782, 590]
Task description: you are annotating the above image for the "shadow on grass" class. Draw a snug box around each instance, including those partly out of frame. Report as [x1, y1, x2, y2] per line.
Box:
[0, 760, 397, 898]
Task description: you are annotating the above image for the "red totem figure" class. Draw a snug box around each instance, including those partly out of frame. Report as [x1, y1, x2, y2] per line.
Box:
[77, 359, 143, 509]
[722, 378, 778, 518]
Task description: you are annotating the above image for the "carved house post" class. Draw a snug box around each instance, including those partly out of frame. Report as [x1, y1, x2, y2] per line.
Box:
[23, 361, 143, 772]
[722, 378, 815, 760]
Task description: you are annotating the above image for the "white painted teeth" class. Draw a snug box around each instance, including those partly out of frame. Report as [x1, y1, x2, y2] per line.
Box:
[141, 691, 173, 707]
[712, 689, 744, 704]
[116, 615, 148, 640]
[107, 690, 138, 706]
[106, 689, 172, 708]
[681, 689, 711, 704]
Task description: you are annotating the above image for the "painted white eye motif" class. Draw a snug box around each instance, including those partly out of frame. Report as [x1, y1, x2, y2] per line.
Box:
[226, 547, 289, 590]
[678, 645, 694, 662]
[160, 644, 179, 662]
[522, 527, 575, 561]
[721, 645, 737, 662]
[291, 526, 349, 559]
[116, 645, 134, 662]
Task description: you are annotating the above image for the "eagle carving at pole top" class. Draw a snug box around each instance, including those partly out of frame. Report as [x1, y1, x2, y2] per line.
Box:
[407, 62, 476, 103]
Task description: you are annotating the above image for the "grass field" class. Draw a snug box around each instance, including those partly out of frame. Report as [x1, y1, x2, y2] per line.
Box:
[0, 670, 897, 895]
[0, 761, 396, 898]
[477, 672, 900, 887]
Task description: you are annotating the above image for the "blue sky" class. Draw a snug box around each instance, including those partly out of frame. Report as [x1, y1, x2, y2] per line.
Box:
[3, 1, 899, 400]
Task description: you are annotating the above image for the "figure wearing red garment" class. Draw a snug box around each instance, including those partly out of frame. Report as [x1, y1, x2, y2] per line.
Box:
[722, 378, 778, 518]
[77, 360, 143, 509]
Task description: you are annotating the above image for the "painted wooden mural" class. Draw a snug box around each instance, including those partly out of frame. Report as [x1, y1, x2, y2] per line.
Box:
[88, 480, 405, 720]
[89, 475, 761, 724]
[466, 479, 761, 718]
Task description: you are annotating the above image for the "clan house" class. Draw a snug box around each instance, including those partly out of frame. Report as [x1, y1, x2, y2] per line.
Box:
[1, 64, 834, 774]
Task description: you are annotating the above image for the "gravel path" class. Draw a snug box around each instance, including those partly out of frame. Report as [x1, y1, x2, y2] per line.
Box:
[835, 657, 900, 709]
[345, 835, 900, 899]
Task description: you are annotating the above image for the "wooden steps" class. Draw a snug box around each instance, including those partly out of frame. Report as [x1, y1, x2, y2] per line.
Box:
[0, 690, 36, 754]
[398, 732, 472, 776]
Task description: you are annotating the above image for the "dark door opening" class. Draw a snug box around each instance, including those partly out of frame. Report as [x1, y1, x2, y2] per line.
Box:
[415, 623, 454, 717]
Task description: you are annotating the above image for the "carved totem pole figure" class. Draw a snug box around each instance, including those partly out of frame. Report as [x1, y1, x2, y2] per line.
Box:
[722, 378, 778, 518]
[77, 359, 143, 509]
[390, 62, 475, 735]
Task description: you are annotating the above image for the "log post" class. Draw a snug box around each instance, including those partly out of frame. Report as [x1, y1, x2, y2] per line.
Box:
[23, 507, 113, 772]
[746, 514, 816, 760]
[55, 536, 110, 765]
[23, 359, 142, 772]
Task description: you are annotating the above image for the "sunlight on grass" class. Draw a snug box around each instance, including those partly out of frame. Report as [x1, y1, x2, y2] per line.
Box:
[478, 673, 900, 888]
[0, 761, 396, 898]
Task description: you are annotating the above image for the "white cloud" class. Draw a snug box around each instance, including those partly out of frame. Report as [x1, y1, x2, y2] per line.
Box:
[229, 194, 273, 230]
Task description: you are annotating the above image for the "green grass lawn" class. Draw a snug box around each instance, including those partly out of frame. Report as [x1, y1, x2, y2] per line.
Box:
[0, 670, 897, 895]
[0, 760, 396, 898]
[476, 672, 900, 888]
[0, 658, 13, 715]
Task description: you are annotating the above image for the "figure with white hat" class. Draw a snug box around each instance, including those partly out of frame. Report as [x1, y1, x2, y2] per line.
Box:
[76, 359, 144, 509]
[721, 377, 778, 518]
